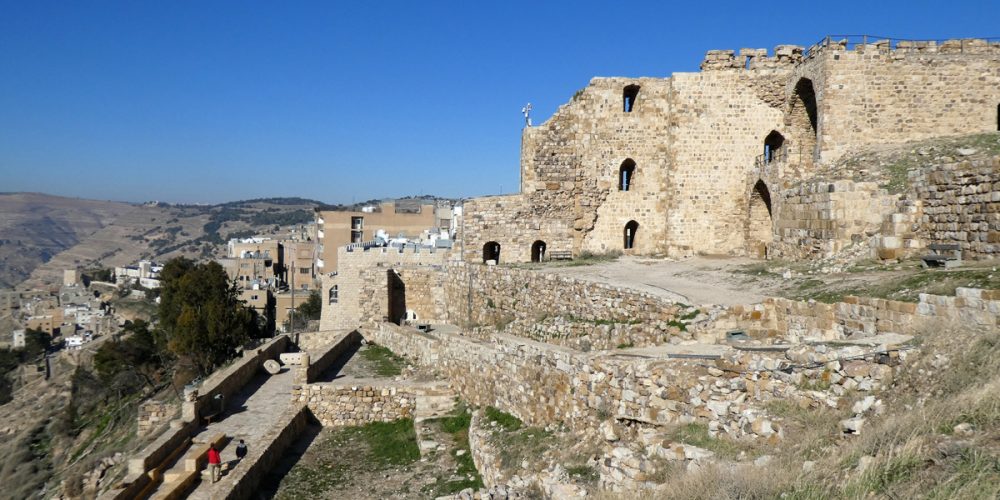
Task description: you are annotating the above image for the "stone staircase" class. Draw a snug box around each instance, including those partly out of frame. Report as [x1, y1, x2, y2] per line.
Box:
[411, 382, 459, 456]
[146, 433, 227, 500]
[877, 197, 923, 261]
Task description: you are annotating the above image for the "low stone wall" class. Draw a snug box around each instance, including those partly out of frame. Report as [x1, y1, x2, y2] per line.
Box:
[298, 330, 361, 383]
[364, 322, 918, 443]
[444, 263, 701, 349]
[197, 404, 313, 500]
[718, 287, 999, 341]
[137, 400, 175, 436]
[913, 155, 1000, 258]
[185, 336, 289, 422]
[293, 380, 417, 426]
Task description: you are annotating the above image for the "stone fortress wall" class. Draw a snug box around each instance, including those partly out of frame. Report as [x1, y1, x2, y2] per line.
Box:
[461, 36, 1000, 263]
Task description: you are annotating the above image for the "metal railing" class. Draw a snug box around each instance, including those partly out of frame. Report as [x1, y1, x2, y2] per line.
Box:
[803, 34, 1000, 60]
[754, 147, 788, 169]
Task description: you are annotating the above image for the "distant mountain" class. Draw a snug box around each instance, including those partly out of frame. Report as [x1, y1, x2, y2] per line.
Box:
[0, 193, 327, 290]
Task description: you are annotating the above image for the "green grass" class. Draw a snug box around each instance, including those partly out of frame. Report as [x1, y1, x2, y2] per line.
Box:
[424, 402, 484, 497]
[484, 407, 522, 431]
[663, 422, 750, 459]
[566, 464, 599, 484]
[276, 419, 420, 499]
[788, 266, 999, 304]
[356, 418, 421, 466]
[616, 342, 634, 349]
[360, 344, 406, 377]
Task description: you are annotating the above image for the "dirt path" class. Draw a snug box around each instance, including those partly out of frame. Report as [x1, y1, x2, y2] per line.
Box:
[543, 256, 773, 306]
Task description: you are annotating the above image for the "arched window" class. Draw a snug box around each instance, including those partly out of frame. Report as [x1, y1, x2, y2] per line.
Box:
[531, 240, 546, 262]
[483, 241, 501, 264]
[623, 84, 640, 113]
[619, 159, 636, 191]
[328, 285, 339, 304]
[624, 221, 639, 250]
[764, 131, 785, 163]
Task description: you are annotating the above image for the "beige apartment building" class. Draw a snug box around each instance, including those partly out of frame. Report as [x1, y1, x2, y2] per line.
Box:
[282, 240, 317, 290]
[315, 201, 438, 273]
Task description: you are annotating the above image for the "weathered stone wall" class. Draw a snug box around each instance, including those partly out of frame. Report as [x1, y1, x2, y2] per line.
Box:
[716, 287, 1000, 342]
[462, 39, 1000, 263]
[319, 246, 450, 330]
[768, 179, 895, 259]
[912, 156, 1000, 258]
[294, 380, 416, 426]
[321, 259, 703, 350]
[810, 41, 1000, 163]
[137, 400, 175, 436]
[299, 330, 360, 383]
[361, 323, 906, 443]
[444, 263, 701, 350]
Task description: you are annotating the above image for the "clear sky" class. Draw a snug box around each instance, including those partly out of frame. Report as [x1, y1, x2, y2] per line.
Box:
[2, 1, 999, 204]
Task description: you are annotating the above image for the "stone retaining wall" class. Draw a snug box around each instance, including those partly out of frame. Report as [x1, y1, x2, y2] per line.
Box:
[913, 155, 1000, 258]
[717, 287, 1000, 341]
[299, 330, 361, 383]
[444, 263, 701, 350]
[137, 400, 175, 436]
[293, 380, 416, 426]
[362, 324, 900, 442]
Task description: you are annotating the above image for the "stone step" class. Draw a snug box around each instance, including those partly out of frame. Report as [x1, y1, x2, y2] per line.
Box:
[414, 393, 458, 418]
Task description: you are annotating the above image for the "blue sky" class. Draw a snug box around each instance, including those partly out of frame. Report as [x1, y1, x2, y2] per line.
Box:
[2, 1, 999, 204]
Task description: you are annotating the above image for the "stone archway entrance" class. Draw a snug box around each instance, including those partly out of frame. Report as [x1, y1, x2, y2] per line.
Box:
[482, 241, 500, 264]
[531, 240, 546, 262]
[790, 78, 818, 170]
[747, 180, 773, 258]
[624, 221, 639, 250]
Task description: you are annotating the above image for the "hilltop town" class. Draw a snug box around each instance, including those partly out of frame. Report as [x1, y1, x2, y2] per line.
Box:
[2, 35, 1000, 499]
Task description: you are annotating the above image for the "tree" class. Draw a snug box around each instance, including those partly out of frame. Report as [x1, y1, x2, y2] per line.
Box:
[284, 290, 321, 331]
[158, 258, 262, 374]
[93, 320, 165, 394]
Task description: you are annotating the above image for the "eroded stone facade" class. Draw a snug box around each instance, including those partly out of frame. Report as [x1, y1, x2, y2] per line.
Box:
[462, 38, 1000, 262]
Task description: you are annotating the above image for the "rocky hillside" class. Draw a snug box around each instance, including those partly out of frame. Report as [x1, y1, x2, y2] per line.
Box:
[0, 193, 326, 290]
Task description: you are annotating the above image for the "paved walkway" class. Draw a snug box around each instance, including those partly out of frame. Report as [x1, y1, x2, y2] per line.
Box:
[184, 368, 295, 499]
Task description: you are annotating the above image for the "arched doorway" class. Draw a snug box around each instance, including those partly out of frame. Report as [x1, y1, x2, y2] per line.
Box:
[619, 159, 636, 191]
[482, 241, 501, 264]
[790, 78, 818, 169]
[747, 180, 773, 258]
[624, 221, 639, 250]
[531, 240, 546, 262]
[764, 130, 785, 164]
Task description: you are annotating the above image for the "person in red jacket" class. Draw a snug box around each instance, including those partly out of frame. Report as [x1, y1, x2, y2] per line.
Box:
[207, 445, 222, 483]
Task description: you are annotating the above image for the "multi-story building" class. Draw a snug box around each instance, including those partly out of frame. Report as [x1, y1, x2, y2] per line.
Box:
[314, 200, 445, 273]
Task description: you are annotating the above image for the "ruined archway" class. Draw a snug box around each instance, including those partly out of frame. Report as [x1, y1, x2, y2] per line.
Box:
[619, 159, 636, 191]
[624, 221, 639, 250]
[790, 78, 818, 170]
[764, 130, 785, 164]
[747, 180, 773, 258]
[531, 240, 546, 262]
[482, 241, 501, 264]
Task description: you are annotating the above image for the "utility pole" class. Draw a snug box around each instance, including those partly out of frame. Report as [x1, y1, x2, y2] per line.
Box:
[291, 257, 297, 346]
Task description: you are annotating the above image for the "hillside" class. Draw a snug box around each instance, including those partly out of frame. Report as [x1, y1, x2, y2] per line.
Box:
[0, 194, 325, 291]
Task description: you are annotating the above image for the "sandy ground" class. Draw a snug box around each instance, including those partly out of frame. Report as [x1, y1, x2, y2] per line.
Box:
[543, 255, 773, 306]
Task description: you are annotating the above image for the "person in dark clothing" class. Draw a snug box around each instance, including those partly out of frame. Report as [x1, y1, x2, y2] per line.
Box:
[235, 439, 248, 461]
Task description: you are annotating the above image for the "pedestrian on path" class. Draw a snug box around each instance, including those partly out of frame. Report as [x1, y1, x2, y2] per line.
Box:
[208, 445, 222, 483]
[235, 439, 248, 461]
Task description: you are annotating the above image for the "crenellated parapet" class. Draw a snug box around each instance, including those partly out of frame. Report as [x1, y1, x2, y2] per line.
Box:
[700, 45, 804, 71]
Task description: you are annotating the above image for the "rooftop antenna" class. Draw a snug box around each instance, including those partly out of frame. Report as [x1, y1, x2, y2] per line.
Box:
[521, 103, 532, 127]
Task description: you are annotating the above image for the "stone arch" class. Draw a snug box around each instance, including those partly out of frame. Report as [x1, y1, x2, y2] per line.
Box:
[747, 180, 773, 258]
[764, 130, 785, 163]
[531, 240, 546, 262]
[482, 241, 501, 264]
[624, 220, 639, 250]
[619, 159, 636, 191]
[623, 84, 640, 113]
[790, 78, 818, 169]
[387, 270, 406, 325]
